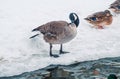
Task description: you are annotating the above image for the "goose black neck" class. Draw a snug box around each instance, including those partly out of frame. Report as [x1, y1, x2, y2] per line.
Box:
[69, 13, 79, 27]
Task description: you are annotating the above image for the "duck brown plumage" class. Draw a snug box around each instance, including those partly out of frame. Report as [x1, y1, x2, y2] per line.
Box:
[109, 0, 120, 14]
[84, 10, 113, 29]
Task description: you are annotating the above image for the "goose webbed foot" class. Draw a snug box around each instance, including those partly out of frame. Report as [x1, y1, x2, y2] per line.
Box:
[50, 43, 59, 58]
[59, 44, 69, 54]
[60, 50, 69, 54]
[50, 54, 59, 58]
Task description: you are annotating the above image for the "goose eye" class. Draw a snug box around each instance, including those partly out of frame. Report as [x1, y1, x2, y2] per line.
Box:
[90, 17, 96, 21]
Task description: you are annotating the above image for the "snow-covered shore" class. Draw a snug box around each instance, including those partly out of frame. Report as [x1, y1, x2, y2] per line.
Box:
[0, 0, 120, 77]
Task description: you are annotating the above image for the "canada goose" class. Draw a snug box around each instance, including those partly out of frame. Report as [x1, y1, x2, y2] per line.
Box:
[109, 0, 120, 14]
[84, 10, 113, 29]
[30, 13, 79, 57]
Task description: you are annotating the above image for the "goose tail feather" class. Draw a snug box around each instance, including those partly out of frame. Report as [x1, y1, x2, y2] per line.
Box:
[29, 34, 40, 39]
[32, 28, 39, 32]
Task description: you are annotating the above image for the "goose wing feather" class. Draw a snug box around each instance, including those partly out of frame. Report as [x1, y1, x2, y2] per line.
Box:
[39, 21, 69, 36]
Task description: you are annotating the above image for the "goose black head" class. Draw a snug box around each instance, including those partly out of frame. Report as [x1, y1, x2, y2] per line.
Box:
[69, 13, 79, 27]
[107, 74, 117, 79]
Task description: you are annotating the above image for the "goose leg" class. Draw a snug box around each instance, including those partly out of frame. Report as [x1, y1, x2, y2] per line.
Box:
[49, 43, 59, 58]
[60, 44, 69, 54]
[50, 43, 52, 56]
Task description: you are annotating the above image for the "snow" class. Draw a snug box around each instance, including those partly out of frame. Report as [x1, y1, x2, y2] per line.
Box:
[0, 0, 119, 77]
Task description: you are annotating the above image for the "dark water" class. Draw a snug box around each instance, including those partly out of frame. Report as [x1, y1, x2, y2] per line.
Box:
[0, 56, 120, 79]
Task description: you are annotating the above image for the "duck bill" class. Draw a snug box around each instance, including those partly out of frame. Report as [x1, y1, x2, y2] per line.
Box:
[84, 18, 91, 23]
[84, 18, 90, 21]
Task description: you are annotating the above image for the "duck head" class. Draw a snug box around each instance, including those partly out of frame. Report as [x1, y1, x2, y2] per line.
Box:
[104, 10, 112, 16]
[108, 74, 117, 79]
[109, 4, 120, 13]
[69, 13, 79, 27]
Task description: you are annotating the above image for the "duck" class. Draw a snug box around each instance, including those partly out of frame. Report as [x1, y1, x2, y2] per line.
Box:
[92, 74, 118, 79]
[107, 74, 118, 79]
[30, 13, 79, 57]
[109, 0, 120, 14]
[84, 10, 113, 29]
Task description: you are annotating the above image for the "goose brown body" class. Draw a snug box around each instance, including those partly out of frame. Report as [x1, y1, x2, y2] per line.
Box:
[34, 21, 77, 44]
